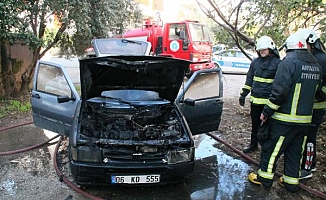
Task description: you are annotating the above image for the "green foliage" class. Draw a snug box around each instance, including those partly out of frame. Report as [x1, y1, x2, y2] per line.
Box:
[74, 84, 81, 96]
[213, 26, 243, 47]
[249, 0, 325, 45]
[0, 0, 142, 55]
[0, 0, 143, 97]
[200, 0, 326, 50]
[0, 99, 31, 118]
[57, 0, 143, 56]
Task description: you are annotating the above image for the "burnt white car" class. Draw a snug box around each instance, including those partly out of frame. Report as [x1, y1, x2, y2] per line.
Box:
[31, 38, 223, 185]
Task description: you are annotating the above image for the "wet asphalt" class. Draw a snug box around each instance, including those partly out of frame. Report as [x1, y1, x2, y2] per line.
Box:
[1, 124, 268, 200]
[0, 58, 292, 199]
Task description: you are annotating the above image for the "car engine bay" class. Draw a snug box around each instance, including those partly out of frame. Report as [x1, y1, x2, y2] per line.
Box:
[80, 90, 185, 141]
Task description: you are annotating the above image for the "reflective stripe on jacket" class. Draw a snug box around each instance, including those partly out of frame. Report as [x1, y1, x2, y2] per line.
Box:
[312, 48, 326, 109]
[240, 54, 281, 105]
[263, 50, 322, 124]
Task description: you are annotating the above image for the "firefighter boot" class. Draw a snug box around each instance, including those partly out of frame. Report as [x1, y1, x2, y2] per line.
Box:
[248, 172, 262, 186]
[278, 176, 299, 193]
[244, 131, 258, 153]
[243, 143, 258, 153]
[248, 172, 272, 190]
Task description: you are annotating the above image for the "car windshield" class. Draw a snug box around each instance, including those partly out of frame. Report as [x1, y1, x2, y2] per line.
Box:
[188, 23, 212, 42]
[92, 38, 151, 57]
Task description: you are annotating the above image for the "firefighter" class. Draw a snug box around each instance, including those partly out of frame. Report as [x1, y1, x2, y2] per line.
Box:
[248, 33, 322, 193]
[296, 28, 326, 179]
[239, 36, 281, 153]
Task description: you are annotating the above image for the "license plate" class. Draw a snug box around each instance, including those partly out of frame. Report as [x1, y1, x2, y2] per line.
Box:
[111, 174, 160, 184]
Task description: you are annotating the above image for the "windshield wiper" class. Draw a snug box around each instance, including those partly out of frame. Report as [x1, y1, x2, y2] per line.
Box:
[121, 39, 142, 45]
[104, 96, 134, 106]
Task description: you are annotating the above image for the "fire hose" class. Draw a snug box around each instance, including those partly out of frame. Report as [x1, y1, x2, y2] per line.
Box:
[1, 122, 326, 199]
[0, 121, 59, 156]
[0, 121, 104, 199]
[53, 136, 105, 200]
[207, 132, 326, 200]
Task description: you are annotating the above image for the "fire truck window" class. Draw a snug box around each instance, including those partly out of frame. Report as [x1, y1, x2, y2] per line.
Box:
[169, 24, 187, 40]
[189, 24, 211, 42]
[169, 27, 180, 40]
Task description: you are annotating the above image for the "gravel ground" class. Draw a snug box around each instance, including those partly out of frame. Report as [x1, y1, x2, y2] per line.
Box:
[1, 96, 326, 200]
[218, 97, 326, 200]
[0, 127, 87, 200]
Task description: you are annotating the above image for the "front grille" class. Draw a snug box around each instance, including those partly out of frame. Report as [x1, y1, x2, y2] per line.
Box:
[104, 153, 165, 163]
[103, 147, 166, 163]
[132, 154, 141, 162]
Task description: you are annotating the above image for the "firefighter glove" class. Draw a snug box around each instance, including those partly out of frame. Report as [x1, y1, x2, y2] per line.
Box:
[239, 96, 245, 106]
[257, 119, 271, 145]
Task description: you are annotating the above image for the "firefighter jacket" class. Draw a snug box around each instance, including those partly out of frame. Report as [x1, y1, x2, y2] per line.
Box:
[240, 54, 281, 105]
[262, 50, 322, 124]
[312, 48, 326, 110]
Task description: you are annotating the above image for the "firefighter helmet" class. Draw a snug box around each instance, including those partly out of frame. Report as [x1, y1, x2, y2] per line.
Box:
[285, 33, 307, 50]
[255, 36, 276, 51]
[296, 28, 319, 44]
[296, 28, 326, 52]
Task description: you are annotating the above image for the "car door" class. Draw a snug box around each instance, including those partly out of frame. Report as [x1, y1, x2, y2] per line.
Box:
[31, 60, 80, 136]
[176, 68, 223, 135]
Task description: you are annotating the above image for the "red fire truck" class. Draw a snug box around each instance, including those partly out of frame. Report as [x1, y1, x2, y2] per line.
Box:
[123, 19, 215, 78]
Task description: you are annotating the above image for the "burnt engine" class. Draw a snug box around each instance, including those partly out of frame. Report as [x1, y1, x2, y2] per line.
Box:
[81, 96, 182, 140]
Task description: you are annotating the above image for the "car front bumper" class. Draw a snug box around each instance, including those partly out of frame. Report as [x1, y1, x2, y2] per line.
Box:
[70, 160, 195, 186]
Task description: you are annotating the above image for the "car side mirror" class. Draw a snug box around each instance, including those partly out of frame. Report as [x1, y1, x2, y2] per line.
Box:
[180, 98, 195, 106]
[179, 30, 185, 40]
[180, 30, 189, 50]
[57, 95, 75, 103]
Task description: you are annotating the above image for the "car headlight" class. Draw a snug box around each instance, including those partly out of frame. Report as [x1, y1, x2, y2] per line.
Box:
[70, 146, 102, 163]
[166, 148, 194, 164]
[191, 53, 201, 62]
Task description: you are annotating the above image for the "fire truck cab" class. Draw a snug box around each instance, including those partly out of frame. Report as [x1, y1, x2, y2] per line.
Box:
[123, 19, 215, 78]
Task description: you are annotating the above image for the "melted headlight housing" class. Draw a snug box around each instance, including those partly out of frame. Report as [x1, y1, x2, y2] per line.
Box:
[166, 147, 194, 164]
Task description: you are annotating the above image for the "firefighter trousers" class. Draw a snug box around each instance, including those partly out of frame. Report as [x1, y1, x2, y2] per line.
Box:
[301, 108, 326, 171]
[250, 103, 264, 146]
[257, 120, 307, 192]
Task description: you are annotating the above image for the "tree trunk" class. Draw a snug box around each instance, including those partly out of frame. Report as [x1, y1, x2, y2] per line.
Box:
[20, 52, 39, 96]
[0, 42, 40, 98]
[0, 42, 16, 98]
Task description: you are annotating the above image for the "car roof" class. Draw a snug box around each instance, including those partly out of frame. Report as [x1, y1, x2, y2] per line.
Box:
[218, 49, 256, 56]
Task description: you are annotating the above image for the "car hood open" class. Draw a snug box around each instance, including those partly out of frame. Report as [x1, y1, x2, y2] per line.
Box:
[79, 55, 190, 102]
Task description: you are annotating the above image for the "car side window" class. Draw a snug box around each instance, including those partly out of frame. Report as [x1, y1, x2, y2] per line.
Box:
[227, 51, 236, 57]
[219, 51, 228, 57]
[36, 63, 72, 97]
[183, 73, 221, 100]
[236, 52, 246, 58]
